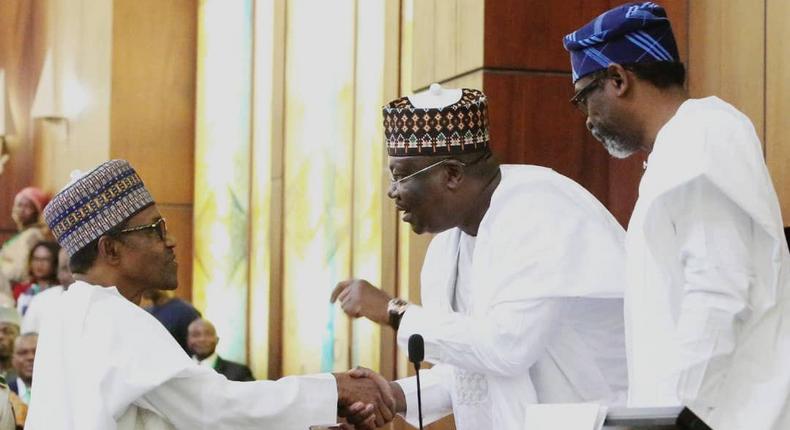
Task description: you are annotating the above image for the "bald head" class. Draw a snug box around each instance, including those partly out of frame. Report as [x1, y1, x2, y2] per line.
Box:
[187, 318, 218, 360]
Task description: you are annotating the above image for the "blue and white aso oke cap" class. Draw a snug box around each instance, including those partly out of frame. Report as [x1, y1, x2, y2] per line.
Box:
[563, 2, 679, 83]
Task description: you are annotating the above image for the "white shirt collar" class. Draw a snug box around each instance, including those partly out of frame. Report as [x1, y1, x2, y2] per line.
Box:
[16, 377, 30, 403]
[193, 351, 218, 369]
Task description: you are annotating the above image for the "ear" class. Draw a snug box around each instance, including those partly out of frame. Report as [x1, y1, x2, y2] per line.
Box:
[443, 160, 465, 190]
[606, 63, 631, 97]
[97, 235, 123, 266]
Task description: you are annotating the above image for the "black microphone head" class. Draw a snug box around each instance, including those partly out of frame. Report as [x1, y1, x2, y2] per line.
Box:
[408, 334, 424, 363]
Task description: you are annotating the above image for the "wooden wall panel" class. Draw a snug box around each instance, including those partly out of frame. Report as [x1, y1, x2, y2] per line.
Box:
[483, 72, 611, 207]
[482, 0, 688, 226]
[456, 0, 485, 74]
[434, 0, 458, 83]
[110, 0, 197, 205]
[35, 0, 113, 191]
[405, 0, 484, 92]
[408, 0, 437, 91]
[484, 0, 610, 71]
[688, 0, 765, 141]
[485, 0, 688, 71]
[0, 0, 47, 239]
[110, 0, 197, 299]
[766, 0, 790, 224]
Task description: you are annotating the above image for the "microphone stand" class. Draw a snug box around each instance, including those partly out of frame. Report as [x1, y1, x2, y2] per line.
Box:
[414, 360, 423, 430]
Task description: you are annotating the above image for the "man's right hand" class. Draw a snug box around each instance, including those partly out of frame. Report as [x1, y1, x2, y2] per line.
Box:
[334, 367, 395, 429]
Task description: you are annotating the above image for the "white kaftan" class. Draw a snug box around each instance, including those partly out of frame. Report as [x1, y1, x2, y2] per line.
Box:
[26, 281, 337, 430]
[395, 165, 628, 429]
[625, 96, 790, 429]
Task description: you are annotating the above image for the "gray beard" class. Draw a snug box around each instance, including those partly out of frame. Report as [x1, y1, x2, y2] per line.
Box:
[592, 129, 639, 159]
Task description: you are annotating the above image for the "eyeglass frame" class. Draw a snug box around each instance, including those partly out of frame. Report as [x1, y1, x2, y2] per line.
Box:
[570, 73, 608, 114]
[389, 151, 490, 187]
[117, 218, 168, 241]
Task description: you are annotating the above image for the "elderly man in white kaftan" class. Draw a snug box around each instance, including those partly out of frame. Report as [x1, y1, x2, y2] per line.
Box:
[565, 3, 790, 429]
[332, 86, 628, 429]
[26, 160, 395, 430]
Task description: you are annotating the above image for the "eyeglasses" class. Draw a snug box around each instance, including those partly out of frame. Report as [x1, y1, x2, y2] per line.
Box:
[117, 218, 168, 241]
[389, 152, 489, 186]
[391, 158, 455, 186]
[570, 75, 605, 114]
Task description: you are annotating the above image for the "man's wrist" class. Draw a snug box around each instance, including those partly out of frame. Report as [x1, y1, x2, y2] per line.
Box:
[386, 298, 409, 330]
[332, 372, 350, 407]
[390, 381, 407, 414]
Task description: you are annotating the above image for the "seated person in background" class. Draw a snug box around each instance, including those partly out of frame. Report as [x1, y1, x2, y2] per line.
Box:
[187, 318, 254, 382]
[0, 309, 19, 380]
[0, 276, 8, 310]
[144, 289, 201, 355]
[0, 377, 24, 430]
[8, 333, 36, 405]
[12, 241, 60, 316]
[21, 248, 73, 333]
[0, 188, 50, 288]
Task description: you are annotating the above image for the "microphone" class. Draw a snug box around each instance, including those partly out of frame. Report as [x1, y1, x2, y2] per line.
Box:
[408, 334, 425, 430]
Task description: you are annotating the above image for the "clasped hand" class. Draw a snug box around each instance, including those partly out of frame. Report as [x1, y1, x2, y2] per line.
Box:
[335, 367, 396, 429]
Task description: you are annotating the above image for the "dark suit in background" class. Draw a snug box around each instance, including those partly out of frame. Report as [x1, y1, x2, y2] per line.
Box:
[214, 356, 254, 382]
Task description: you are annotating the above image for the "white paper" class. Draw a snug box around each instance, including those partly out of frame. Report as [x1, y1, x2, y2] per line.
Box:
[523, 403, 607, 430]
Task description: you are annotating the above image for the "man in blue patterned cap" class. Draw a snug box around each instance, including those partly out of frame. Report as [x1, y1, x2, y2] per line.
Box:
[565, 3, 790, 429]
[25, 160, 395, 430]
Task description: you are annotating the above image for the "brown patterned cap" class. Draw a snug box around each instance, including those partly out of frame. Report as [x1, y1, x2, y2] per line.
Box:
[383, 88, 489, 156]
[43, 160, 154, 256]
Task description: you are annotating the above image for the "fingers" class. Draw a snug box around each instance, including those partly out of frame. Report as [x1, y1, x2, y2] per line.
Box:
[343, 402, 375, 426]
[330, 280, 351, 303]
[351, 367, 395, 425]
[350, 414, 377, 430]
[348, 366, 374, 379]
[371, 376, 396, 420]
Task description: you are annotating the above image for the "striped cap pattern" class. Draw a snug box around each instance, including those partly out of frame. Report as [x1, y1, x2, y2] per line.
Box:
[563, 2, 679, 83]
[43, 160, 154, 256]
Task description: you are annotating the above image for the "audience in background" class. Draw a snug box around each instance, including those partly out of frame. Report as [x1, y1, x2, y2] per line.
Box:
[9, 333, 36, 406]
[12, 241, 60, 317]
[0, 280, 8, 311]
[0, 188, 50, 290]
[22, 248, 72, 334]
[0, 378, 23, 430]
[0, 309, 19, 380]
[187, 318, 254, 382]
[144, 289, 201, 354]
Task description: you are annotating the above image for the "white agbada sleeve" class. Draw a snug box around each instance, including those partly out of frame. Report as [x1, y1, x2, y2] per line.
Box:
[397, 300, 563, 377]
[141, 371, 337, 429]
[395, 364, 454, 427]
[26, 282, 338, 430]
[664, 178, 754, 407]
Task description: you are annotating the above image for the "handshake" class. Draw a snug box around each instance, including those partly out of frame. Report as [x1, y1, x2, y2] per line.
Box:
[333, 367, 405, 429]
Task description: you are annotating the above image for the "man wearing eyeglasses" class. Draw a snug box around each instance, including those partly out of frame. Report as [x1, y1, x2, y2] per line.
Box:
[564, 3, 790, 429]
[332, 85, 629, 429]
[25, 160, 396, 430]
